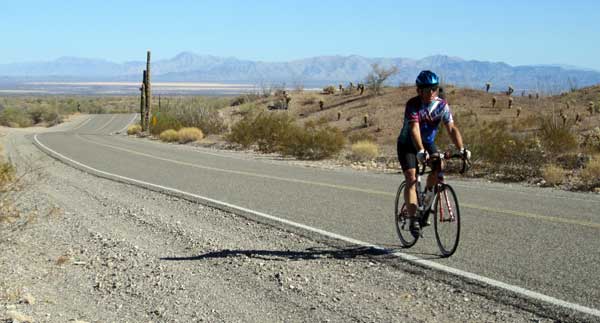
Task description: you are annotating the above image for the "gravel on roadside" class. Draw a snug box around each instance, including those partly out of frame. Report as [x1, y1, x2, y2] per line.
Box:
[0, 126, 580, 323]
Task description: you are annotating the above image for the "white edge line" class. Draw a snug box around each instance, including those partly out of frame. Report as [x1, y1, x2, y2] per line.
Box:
[116, 114, 139, 134]
[32, 133, 600, 319]
[94, 114, 117, 132]
[70, 115, 93, 131]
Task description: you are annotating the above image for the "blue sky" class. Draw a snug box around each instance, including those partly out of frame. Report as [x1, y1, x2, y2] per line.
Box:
[1, 0, 599, 70]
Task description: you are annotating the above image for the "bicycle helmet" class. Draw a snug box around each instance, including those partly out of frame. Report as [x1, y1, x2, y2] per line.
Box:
[415, 70, 439, 88]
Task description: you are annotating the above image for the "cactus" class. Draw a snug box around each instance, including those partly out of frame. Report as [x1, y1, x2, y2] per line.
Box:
[492, 96, 497, 109]
[507, 85, 514, 96]
[485, 82, 491, 92]
[337, 111, 341, 121]
[319, 100, 324, 110]
[140, 71, 146, 131]
[363, 114, 369, 127]
[508, 97, 513, 109]
[144, 51, 152, 132]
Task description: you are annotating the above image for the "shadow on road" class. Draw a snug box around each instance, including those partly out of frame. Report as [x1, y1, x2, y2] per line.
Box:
[161, 245, 390, 262]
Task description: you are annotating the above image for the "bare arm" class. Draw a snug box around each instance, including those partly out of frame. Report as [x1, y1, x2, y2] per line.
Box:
[410, 122, 424, 151]
[445, 122, 464, 150]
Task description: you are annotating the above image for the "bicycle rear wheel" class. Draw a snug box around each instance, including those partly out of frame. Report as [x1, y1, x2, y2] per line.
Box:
[433, 184, 460, 257]
[395, 182, 419, 247]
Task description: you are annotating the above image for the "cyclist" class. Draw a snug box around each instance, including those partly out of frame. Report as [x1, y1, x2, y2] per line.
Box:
[397, 70, 471, 236]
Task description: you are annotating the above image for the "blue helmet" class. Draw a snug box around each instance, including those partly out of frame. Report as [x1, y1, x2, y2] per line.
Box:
[415, 70, 439, 88]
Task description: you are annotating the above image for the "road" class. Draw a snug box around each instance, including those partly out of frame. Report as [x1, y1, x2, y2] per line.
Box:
[32, 113, 600, 316]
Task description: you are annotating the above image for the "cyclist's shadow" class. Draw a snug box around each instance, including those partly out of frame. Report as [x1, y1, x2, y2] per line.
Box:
[161, 246, 389, 262]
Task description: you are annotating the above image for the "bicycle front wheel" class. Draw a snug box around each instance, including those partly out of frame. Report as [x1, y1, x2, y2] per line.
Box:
[395, 182, 419, 247]
[433, 184, 461, 257]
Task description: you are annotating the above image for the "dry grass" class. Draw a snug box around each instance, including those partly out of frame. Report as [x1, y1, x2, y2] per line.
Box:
[581, 156, 600, 185]
[177, 127, 204, 143]
[159, 129, 179, 143]
[542, 164, 567, 186]
[350, 140, 379, 161]
[126, 124, 142, 135]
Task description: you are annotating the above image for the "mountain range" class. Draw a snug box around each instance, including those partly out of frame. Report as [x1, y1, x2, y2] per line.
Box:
[1, 52, 600, 93]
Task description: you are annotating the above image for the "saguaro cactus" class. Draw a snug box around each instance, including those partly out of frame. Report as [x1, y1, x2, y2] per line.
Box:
[140, 70, 146, 130]
[485, 82, 491, 92]
[144, 51, 152, 132]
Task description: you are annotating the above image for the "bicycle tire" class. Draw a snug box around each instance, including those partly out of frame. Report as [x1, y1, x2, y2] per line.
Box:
[433, 184, 460, 257]
[395, 181, 419, 247]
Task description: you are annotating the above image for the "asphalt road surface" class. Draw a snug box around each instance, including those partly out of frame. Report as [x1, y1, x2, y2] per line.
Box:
[33, 113, 600, 316]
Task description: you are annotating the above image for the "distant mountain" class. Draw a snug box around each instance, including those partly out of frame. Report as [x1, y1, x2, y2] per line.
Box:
[1, 52, 600, 92]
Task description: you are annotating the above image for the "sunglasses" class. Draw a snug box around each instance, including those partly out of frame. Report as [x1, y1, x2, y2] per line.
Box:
[419, 86, 439, 92]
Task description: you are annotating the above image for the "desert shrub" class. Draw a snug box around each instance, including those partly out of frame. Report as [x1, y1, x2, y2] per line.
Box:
[42, 110, 62, 126]
[539, 114, 578, 154]
[348, 132, 376, 144]
[159, 129, 179, 142]
[231, 93, 261, 106]
[350, 140, 379, 161]
[366, 63, 398, 95]
[28, 107, 44, 124]
[0, 108, 33, 127]
[301, 96, 318, 105]
[152, 97, 227, 135]
[323, 85, 336, 95]
[252, 112, 296, 153]
[127, 124, 142, 135]
[279, 119, 345, 160]
[234, 103, 260, 117]
[150, 113, 183, 136]
[581, 127, 600, 153]
[227, 112, 295, 152]
[177, 127, 204, 144]
[581, 156, 600, 186]
[542, 164, 567, 186]
[438, 118, 544, 178]
[0, 162, 19, 227]
[226, 115, 255, 148]
[228, 113, 344, 159]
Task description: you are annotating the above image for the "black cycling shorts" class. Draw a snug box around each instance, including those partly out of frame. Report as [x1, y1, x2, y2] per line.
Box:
[396, 138, 438, 172]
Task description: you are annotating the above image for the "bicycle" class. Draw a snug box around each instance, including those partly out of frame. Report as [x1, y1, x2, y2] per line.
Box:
[394, 151, 470, 257]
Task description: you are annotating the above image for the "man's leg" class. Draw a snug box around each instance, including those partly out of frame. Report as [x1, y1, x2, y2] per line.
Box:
[404, 168, 418, 217]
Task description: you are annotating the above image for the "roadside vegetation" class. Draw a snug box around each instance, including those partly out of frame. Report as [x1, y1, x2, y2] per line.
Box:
[0, 148, 36, 243]
[2, 75, 599, 191]
[0, 96, 138, 127]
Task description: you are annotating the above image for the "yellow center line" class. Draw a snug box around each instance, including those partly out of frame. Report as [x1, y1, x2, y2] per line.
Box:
[77, 134, 600, 230]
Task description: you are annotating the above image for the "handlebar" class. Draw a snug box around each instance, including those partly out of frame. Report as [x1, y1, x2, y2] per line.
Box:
[417, 151, 471, 175]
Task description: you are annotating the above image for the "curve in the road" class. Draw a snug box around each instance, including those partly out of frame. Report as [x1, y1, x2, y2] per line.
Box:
[31, 114, 600, 320]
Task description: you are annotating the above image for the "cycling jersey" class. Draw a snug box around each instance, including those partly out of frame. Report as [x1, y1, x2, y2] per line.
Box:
[397, 96, 453, 147]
